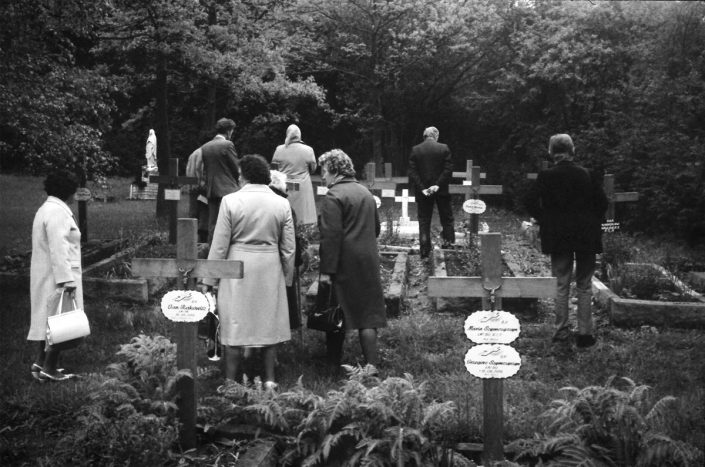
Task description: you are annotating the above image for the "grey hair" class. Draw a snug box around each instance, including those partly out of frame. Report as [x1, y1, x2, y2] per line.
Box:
[319, 149, 356, 177]
[423, 126, 439, 140]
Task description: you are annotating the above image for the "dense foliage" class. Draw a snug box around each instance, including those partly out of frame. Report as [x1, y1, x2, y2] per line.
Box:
[1, 0, 703, 241]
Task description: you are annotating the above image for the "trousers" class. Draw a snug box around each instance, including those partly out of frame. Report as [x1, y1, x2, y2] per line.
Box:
[416, 192, 455, 257]
[550, 251, 596, 339]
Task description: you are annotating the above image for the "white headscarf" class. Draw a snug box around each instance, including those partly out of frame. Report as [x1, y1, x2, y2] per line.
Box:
[285, 124, 302, 146]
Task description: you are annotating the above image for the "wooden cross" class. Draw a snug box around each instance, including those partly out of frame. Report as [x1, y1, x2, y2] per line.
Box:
[526, 160, 550, 180]
[394, 189, 415, 225]
[602, 174, 639, 233]
[149, 158, 198, 244]
[364, 162, 407, 190]
[132, 218, 244, 449]
[452, 159, 487, 198]
[428, 232, 556, 464]
[449, 164, 503, 234]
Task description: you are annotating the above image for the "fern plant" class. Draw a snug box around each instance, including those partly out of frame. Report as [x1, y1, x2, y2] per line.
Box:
[509, 376, 704, 466]
[279, 365, 473, 467]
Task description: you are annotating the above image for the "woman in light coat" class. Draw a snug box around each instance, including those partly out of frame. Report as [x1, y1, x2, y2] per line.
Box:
[202, 155, 295, 388]
[28, 171, 83, 382]
[271, 124, 317, 225]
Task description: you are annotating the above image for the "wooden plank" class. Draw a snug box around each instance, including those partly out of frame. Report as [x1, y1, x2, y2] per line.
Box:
[448, 185, 503, 195]
[614, 192, 639, 202]
[428, 276, 556, 298]
[481, 233, 503, 290]
[131, 258, 243, 279]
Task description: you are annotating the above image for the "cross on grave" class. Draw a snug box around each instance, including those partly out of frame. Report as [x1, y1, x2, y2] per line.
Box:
[449, 164, 503, 235]
[149, 158, 198, 244]
[452, 159, 487, 199]
[364, 162, 407, 190]
[428, 232, 556, 464]
[131, 218, 244, 449]
[602, 174, 639, 233]
[394, 188, 415, 225]
[526, 160, 550, 180]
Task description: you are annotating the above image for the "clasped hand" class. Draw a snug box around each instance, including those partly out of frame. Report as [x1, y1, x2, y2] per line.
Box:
[422, 185, 439, 197]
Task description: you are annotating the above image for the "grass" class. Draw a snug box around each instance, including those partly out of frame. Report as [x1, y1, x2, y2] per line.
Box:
[1, 175, 704, 464]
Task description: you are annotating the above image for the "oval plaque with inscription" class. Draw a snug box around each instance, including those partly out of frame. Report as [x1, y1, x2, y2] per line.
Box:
[161, 290, 214, 322]
[464, 310, 520, 344]
[74, 187, 92, 202]
[463, 199, 486, 214]
[464, 344, 521, 379]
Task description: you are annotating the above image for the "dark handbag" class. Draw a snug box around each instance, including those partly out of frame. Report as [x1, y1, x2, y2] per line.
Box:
[307, 280, 344, 333]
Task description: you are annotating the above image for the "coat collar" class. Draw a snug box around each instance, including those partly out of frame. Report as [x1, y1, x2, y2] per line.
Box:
[46, 196, 74, 217]
[239, 183, 272, 193]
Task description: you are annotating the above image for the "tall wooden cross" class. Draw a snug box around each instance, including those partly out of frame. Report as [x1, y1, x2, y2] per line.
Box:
[364, 162, 407, 190]
[526, 160, 550, 180]
[428, 232, 556, 464]
[452, 159, 487, 199]
[602, 174, 639, 233]
[132, 218, 244, 449]
[149, 158, 198, 244]
[449, 164, 503, 234]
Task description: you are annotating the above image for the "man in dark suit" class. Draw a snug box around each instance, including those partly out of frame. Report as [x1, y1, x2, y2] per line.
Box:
[201, 118, 240, 243]
[525, 134, 608, 348]
[408, 126, 455, 258]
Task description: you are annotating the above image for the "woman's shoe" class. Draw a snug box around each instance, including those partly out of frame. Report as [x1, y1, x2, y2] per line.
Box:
[38, 370, 76, 382]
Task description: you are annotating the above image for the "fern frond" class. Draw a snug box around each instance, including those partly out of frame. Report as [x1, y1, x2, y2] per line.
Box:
[645, 395, 677, 432]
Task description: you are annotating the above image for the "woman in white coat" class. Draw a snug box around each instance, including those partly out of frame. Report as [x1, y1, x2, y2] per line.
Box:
[271, 124, 317, 225]
[202, 155, 295, 389]
[28, 171, 82, 382]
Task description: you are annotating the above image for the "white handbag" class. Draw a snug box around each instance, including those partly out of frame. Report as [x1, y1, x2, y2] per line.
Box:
[46, 288, 91, 345]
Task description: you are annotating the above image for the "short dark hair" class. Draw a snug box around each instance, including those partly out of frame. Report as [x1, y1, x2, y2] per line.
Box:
[240, 154, 271, 185]
[44, 170, 79, 201]
[215, 118, 236, 134]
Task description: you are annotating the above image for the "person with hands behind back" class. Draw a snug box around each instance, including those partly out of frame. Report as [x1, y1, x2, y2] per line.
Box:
[28, 170, 83, 382]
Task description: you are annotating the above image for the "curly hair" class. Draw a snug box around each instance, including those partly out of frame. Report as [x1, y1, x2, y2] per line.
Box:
[240, 154, 271, 185]
[44, 170, 79, 201]
[319, 149, 356, 177]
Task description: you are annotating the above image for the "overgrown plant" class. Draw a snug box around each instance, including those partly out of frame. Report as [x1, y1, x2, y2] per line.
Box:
[280, 365, 473, 467]
[509, 376, 704, 466]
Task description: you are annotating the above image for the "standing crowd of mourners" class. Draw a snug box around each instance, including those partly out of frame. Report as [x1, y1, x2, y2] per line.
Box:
[28, 118, 606, 387]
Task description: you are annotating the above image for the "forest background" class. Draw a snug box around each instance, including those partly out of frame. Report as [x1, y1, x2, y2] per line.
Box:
[1, 0, 704, 244]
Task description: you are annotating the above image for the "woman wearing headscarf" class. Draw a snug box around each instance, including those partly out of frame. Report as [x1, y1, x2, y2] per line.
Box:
[271, 124, 317, 225]
[202, 155, 295, 389]
[28, 170, 83, 382]
[318, 149, 386, 370]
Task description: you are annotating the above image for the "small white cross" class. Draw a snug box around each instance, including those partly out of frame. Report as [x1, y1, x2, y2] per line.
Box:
[394, 189, 415, 225]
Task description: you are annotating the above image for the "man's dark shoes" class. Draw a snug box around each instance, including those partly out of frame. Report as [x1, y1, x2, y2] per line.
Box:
[576, 334, 597, 348]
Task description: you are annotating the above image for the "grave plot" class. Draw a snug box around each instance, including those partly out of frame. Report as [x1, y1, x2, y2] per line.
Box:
[0, 238, 136, 298]
[305, 247, 409, 318]
[430, 246, 546, 319]
[592, 262, 705, 328]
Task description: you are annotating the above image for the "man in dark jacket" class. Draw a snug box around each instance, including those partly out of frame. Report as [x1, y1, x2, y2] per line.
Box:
[408, 126, 455, 258]
[525, 134, 608, 348]
[201, 118, 240, 243]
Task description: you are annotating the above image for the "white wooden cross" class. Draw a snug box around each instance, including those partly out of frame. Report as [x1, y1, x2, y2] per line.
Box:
[394, 189, 414, 225]
[428, 232, 556, 464]
[132, 218, 243, 449]
[602, 174, 639, 233]
[452, 159, 487, 201]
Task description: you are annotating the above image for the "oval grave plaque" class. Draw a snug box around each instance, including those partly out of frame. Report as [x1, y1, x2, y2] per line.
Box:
[463, 199, 486, 214]
[464, 344, 521, 379]
[75, 187, 92, 202]
[464, 310, 520, 344]
[161, 290, 214, 322]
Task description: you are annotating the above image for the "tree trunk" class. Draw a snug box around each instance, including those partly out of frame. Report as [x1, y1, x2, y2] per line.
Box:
[155, 52, 171, 218]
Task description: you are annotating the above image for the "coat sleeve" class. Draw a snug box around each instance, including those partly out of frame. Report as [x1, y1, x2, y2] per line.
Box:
[279, 204, 296, 287]
[436, 144, 453, 187]
[525, 173, 544, 222]
[46, 211, 76, 287]
[408, 150, 423, 190]
[307, 147, 317, 174]
[225, 142, 240, 180]
[203, 200, 233, 286]
[318, 193, 343, 275]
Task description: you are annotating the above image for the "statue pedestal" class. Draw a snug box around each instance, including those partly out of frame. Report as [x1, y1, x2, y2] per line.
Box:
[129, 167, 159, 200]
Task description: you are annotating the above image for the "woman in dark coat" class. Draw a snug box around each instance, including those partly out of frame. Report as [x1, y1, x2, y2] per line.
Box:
[318, 149, 386, 368]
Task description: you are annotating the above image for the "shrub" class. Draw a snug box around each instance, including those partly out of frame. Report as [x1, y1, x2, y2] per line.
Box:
[509, 376, 704, 466]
